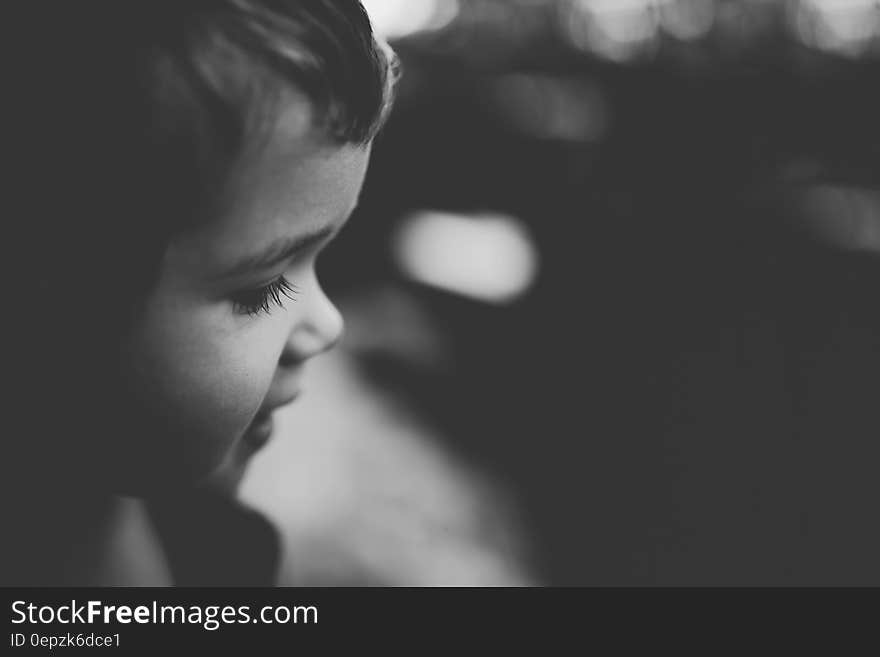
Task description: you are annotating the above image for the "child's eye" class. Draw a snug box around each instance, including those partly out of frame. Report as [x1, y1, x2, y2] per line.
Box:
[230, 276, 298, 317]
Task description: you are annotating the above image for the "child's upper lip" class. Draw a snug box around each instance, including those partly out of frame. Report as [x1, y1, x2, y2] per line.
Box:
[260, 368, 304, 413]
[258, 391, 300, 415]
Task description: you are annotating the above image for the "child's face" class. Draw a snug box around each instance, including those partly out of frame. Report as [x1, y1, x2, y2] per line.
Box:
[114, 93, 370, 490]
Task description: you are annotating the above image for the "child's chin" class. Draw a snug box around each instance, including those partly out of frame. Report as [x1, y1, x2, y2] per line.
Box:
[102, 443, 238, 498]
[196, 418, 276, 496]
[91, 411, 274, 497]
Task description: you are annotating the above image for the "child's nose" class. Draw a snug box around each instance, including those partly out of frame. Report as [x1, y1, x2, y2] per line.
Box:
[280, 283, 344, 365]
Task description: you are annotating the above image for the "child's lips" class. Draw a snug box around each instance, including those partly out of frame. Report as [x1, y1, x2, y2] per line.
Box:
[243, 392, 300, 448]
[261, 391, 301, 413]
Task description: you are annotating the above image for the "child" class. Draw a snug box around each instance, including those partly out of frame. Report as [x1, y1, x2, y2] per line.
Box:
[4, 0, 397, 585]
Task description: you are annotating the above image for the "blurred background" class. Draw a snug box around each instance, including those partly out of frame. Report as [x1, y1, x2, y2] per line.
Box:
[244, 0, 880, 585]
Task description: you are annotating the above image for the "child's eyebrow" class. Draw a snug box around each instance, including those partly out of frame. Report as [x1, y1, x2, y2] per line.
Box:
[215, 225, 338, 280]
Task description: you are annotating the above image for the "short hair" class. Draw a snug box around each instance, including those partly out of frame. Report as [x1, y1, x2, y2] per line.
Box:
[141, 0, 399, 193]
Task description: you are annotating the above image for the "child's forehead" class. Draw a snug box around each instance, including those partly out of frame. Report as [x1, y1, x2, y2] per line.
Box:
[169, 113, 370, 278]
[271, 87, 321, 142]
[236, 86, 323, 165]
[230, 92, 370, 208]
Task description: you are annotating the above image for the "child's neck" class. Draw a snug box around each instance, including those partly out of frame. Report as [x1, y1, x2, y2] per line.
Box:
[79, 495, 174, 586]
[35, 491, 175, 586]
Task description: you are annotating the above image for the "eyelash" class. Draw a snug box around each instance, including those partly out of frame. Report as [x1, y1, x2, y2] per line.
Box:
[231, 276, 298, 317]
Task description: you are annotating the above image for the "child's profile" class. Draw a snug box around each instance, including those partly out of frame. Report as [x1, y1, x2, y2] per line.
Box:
[4, 0, 397, 585]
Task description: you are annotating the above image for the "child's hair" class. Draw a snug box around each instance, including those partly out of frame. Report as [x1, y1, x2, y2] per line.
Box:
[139, 0, 398, 227]
[13, 1, 396, 315]
[7, 1, 397, 494]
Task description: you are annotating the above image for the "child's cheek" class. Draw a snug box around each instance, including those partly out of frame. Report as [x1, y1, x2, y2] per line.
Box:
[119, 302, 277, 483]
[156, 329, 277, 469]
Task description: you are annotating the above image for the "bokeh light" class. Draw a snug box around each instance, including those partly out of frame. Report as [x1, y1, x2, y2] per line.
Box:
[490, 73, 609, 142]
[361, 0, 461, 40]
[795, 184, 880, 252]
[560, 0, 660, 62]
[659, 0, 717, 41]
[788, 0, 880, 57]
[393, 210, 540, 305]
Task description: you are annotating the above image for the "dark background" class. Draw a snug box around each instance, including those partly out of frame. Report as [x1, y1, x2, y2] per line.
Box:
[317, 0, 880, 585]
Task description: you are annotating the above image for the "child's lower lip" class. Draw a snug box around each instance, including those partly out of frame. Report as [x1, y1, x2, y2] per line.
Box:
[243, 413, 274, 448]
[243, 393, 299, 448]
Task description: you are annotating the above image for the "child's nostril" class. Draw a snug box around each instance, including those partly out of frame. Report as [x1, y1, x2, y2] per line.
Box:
[278, 348, 301, 369]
